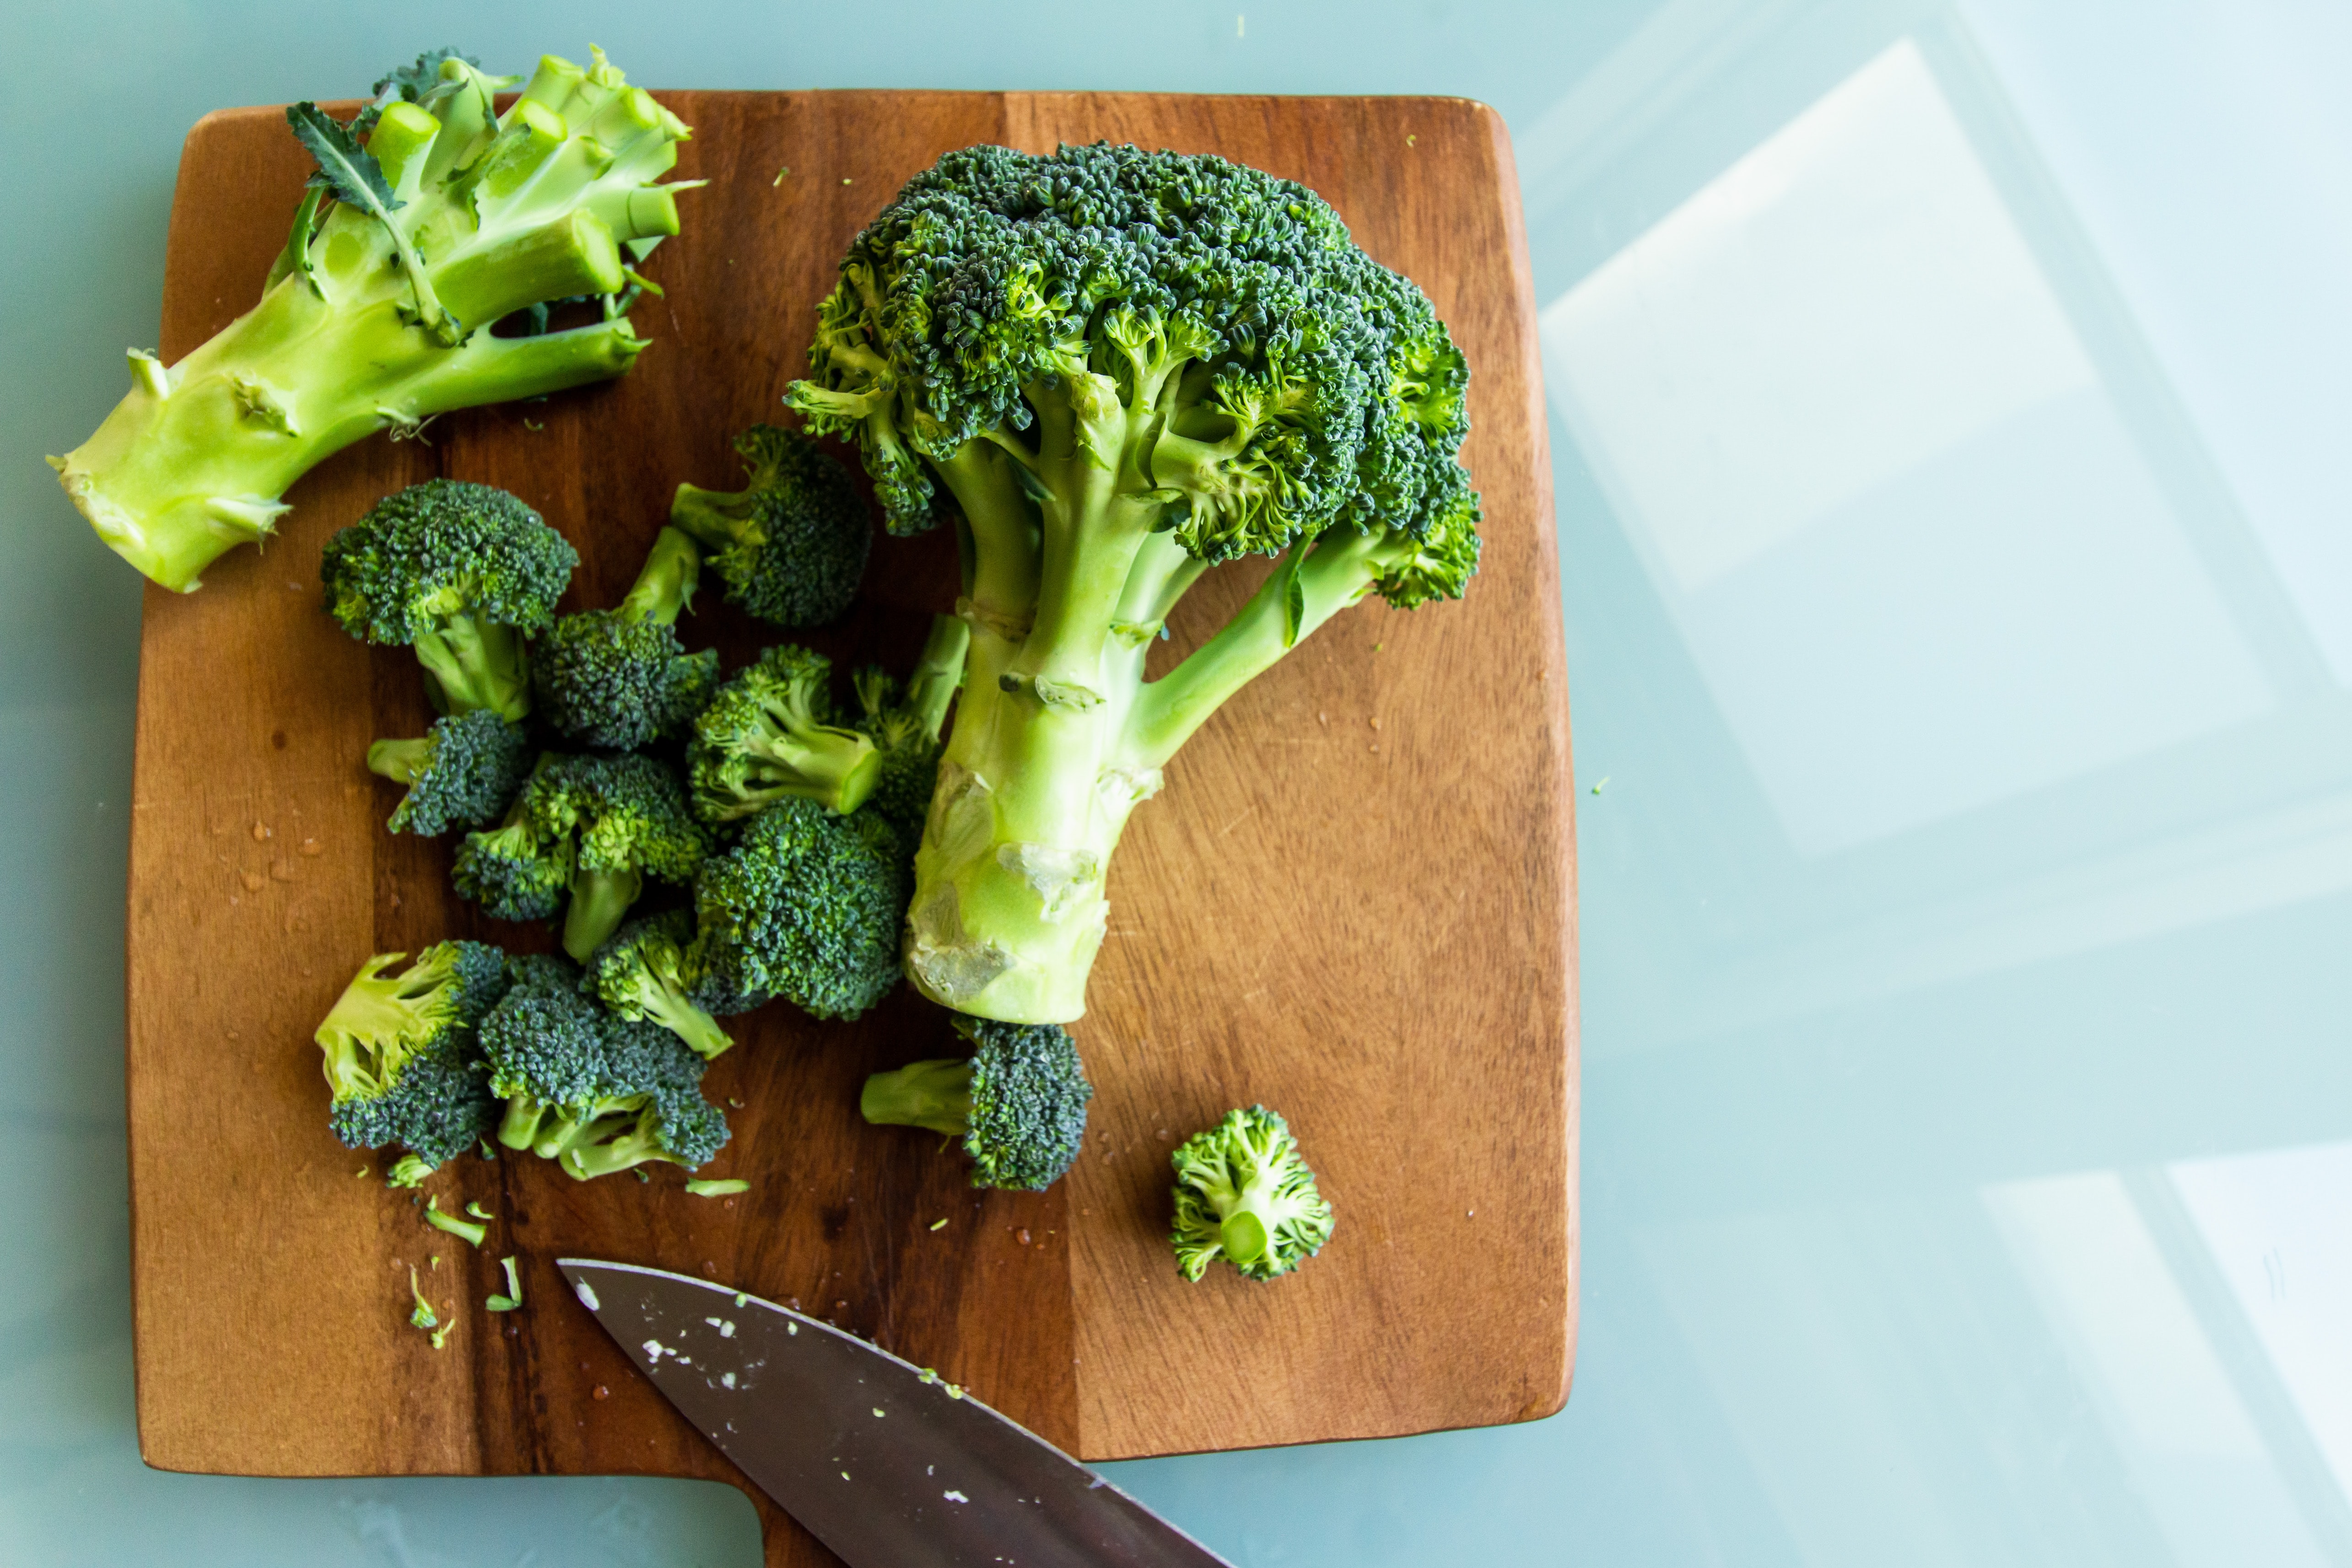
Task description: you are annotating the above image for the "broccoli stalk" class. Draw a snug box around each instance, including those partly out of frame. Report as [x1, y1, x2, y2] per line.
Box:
[668, 425, 872, 626]
[533, 527, 719, 748]
[1169, 1105, 1335, 1282]
[786, 144, 1480, 1023]
[859, 1016, 1091, 1191]
[50, 48, 695, 593]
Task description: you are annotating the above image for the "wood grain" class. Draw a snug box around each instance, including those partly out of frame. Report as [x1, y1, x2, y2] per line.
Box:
[126, 90, 1573, 1562]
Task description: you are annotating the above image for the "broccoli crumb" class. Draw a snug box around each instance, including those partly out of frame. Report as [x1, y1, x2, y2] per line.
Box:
[464, 1201, 494, 1221]
[424, 1196, 487, 1249]
[685, 1178, 749, 1197]
[407, 1266, 440, 1344]
[929, 1218, 948, 1231]
[486, 1255, 523, 1312]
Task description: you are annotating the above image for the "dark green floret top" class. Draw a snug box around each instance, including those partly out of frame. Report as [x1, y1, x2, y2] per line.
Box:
[668, 425, 872, 625]
[321, 479, 578, 720]
[689, 794, 906, 1020]
[367, 707, 533, 835]
[522, 751, 709, 960]
[532, 526, 719, 749]
[861, 1015, 1092, 1191]
[453, 754, 574, 922]
[1170, 1105, 1334, 1282]
[315, 940, 510, 1171]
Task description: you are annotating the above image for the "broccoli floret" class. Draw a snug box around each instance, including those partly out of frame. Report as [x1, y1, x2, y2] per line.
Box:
[586, 910, 732, 1060]
[549, 1018, 730, 1181]
[367, 707, 533, 835]
[521, 752, 708, 960]
[861, 1016, 1091, 1191]
[852, 614, 970, 848]
[786, 143, 1481, 1023]
[532, 526, 720, 748]
[689, 795, 905, 1019]
[453, 755, 574, 921]
[668, 425, 871, 626]
[479, 953, 606, 1153]
[315, 941, 509, 1171]
[322, 480, 578, 721]
[687, 644, 882, 821]
[52, 48, 693, 593]
[1170, 1106, 1335, 1282]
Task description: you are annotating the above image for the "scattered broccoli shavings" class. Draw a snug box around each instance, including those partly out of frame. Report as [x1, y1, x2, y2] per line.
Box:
[425, 1195, 487, 1248]
[685, 1178, 748, 1197]
[487, 1255, 523, 1311]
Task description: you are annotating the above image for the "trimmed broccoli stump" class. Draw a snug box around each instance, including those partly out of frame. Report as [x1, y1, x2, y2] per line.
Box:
[668, 424, 871, 627]
[861, 1015, 1091, 1191]
[367, 707, 533, 835]
[533, 526, 719, 748]
[1170, 1105, 1335, 1282]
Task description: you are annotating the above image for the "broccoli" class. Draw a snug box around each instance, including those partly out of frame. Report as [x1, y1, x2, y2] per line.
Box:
[478, 956, 727, 1179]
[586, 910, 732, 1060]
[852, 614, 970, 847]
[51, 47, 694, 593]
[522, 752, 708, 959]
[367, 707, 533, 835]
[860, 1015, 1091, 1191]
[1169, 1105, 1335, 1282]
[532, 526, 719, 748]
[314, 941, 509, 1173]
[453, 755, 574, 921]
[687, 644, 882, 822]
[668, 425, 871, 626]
[689, 794, 906, 1020]
[786, 143, 1481, 1024]
[323, 480, 578, 721]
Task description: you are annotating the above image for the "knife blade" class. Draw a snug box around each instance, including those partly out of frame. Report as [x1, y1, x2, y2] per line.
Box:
[558, 1259, 1233, 1568]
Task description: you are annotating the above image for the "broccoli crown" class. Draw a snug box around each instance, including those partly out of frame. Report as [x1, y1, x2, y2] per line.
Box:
[790, 142, 1477, 582]
[316, 941, 509, 1164]
[525, 752, 708, 882]
[370, 707, 533, 835]
[689, 794, 906, 1019]
[587, 910, 733, 1060]
[322, 480, 577, 645]
[861, 1018, 1091, 1191]
[453, 759, 575, 921]
[532, 526, 717, 749]
[668, 425, 871, 623]
[687, 644, 882, 821]
[1170, 1105, 1334, 1282]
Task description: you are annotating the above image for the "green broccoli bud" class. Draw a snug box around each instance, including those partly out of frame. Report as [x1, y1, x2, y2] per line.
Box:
[51, 48, 692, 593]
[367, 708, 533, 835]
[533, 527, 720, 748]
[1169, 1105, 1334, 1282]
[689, 795, 906, 1020]
[668, 425, 871, 626]
[860, 1016, 1091, 1191]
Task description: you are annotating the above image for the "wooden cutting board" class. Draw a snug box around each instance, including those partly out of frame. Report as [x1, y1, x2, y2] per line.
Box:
[124, 89, 1574, 1564]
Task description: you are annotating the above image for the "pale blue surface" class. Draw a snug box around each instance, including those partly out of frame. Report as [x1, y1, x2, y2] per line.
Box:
[7, 0, 2351, 1563]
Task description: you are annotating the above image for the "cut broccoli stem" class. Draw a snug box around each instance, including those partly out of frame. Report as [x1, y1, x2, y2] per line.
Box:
[414, 613, 532, 720]
[425, 1196, 487, 1248]
[859, 1059, 971, 1136]
[562, 866, 644, 962]
[497, 1095, 559, 1153]
[618, 526, 700, 626]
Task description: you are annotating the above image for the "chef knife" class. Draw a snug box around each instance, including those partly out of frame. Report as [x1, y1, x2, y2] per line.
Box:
[559, 1258, 1233, 1568]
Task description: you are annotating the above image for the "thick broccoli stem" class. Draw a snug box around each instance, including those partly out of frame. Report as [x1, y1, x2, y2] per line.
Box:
[618, 526, 700, 625]
[563, 867, 644, 962]
[52, 212, 638, 593]
[858, 1058, 973, 1135]
[415, 613, 531, 720]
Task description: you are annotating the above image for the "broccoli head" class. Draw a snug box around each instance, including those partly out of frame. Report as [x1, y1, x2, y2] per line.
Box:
[532, 526, 720, 748]
[315, 940, 509, 1171]
[478, 952, 605, 1153]
[453, 754, 574, 921]
[586, 910, 732, 1060]
[668, 425, 871, 627]
[786, 142, 1480, 1023]
[367, 707, 533, 835]
[687, 644, 881, 822]
[322, 479, 578, 721]
[1170, 1105, 1335, 1282]
[861, 1015, 1091, 1191]
[524, 752, 709, 960]
[53, 48, 690, 593]
[852, 614, 969, 847]
[689, 794, 906, 1019]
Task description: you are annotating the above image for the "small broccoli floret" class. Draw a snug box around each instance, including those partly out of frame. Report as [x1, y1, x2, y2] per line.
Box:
[852, 614, 969, 847]
[586, 910, 732, 1059]
[315, 941, 509, 1172]
[861, 1016, 1091, 1191]
[367, 707, 533, 835]
[453, 755, 574, 921]
[687, 644, 881, 822]
[322, 480, 578, 720]
[1170, 1105, 1334, 1282]
[550, 1018, 730, 1180]
[668, 425, 871, 627]
[532, 527, 720, 748]
[478, 952, 605, 1153]
[53, 49, 691, 593]
[522, 752, 709, 959]
[689, 794, 905, 1019]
